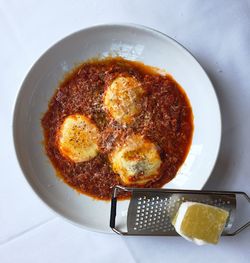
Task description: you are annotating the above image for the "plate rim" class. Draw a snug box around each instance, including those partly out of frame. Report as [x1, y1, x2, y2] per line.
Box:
[12, 23, 222, 233]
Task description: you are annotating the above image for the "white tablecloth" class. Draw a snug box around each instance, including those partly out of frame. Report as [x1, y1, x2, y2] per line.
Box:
[1, 0, 250, 262]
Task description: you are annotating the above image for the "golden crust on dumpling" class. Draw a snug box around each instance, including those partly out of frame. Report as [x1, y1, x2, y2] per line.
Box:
[109, 134, 162, 185]
[57, 114, 100, 163]
[104, 76, 145, 125]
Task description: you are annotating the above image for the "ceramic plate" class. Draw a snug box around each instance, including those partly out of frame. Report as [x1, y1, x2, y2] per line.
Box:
[13, 24, 221, 233]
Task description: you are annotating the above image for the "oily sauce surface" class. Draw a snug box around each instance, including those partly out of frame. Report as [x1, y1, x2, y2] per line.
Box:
[42, 57, 193, 200]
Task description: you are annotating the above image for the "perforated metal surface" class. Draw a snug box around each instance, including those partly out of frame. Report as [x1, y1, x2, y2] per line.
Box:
[127, 191, 236, 236]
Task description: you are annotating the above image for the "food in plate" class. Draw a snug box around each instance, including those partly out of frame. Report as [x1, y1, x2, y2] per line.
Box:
[172, 202, 229, 245]
[57, 114, 100, 163]
[104, 76, 145, 125]
[42, 57, 193, 200]
[109, 134, 162, 185]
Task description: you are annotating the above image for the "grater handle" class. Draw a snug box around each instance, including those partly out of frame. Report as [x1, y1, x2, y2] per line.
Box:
[110, 187, 125, 235]
[226, 192, 250, 236]
[110, 196, 117, 229]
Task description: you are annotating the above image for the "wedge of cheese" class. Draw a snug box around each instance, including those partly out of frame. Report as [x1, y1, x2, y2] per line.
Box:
[172, 202, 229, 245]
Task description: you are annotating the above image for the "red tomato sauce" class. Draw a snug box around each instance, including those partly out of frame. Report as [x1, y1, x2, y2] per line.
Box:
[42, 57, 193, 200]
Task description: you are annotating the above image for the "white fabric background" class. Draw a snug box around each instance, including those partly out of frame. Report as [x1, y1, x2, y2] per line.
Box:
[0, 0, 250, 262]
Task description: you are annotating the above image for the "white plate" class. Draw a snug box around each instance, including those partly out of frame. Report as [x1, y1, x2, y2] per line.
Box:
[13, 24, 221, 233]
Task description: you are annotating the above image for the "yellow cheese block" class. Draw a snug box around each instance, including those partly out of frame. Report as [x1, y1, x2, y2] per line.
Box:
[172, 202, 229, 245]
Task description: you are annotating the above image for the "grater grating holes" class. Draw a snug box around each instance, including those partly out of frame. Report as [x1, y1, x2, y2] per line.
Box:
[129, 193, 234, 234]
